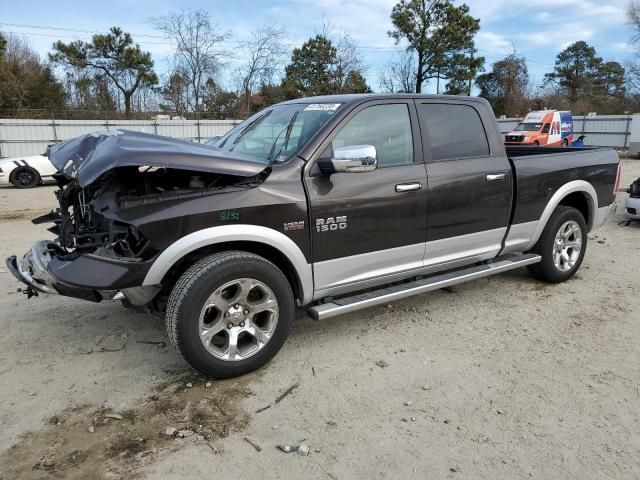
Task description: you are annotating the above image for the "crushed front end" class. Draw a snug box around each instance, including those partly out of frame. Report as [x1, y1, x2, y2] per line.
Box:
[6, 129, 271, 308]
[7, 172, 159, 303]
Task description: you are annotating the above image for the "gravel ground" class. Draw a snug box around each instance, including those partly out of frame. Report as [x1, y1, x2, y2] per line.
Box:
[0, 159, 638, 479]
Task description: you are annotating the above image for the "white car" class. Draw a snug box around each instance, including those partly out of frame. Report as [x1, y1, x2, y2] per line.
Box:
[625, 177, 640, 220]
[0, 153, 57, 188]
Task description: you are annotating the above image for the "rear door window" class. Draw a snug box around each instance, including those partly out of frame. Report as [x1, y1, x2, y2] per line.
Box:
[418, 103, 490, 161]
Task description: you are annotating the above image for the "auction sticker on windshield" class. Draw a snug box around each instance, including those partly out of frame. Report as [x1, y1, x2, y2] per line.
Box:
[304, 103, 341, 111]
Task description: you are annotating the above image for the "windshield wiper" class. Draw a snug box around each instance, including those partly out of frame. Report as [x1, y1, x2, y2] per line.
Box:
[267, 111, 299, 163]
[231, 110, 272, 146]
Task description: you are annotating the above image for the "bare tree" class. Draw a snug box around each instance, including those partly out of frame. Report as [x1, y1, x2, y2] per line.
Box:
[152, 9, 231, 113]
[318, 22, 366, 92]
[63, 69, 118, 112]
[1, 33, 67, 115]
[333, 33, 365, 92]
[627, 1, 640, 99]
[379, 51, 416, 93]
[0, 34, 33, 112]
[627, 60, 640, 93]
[628, 1, 640, 44]
[238, 26, 286, 115]
[160, 66, 190, 116]
[475, 54, 529, 115]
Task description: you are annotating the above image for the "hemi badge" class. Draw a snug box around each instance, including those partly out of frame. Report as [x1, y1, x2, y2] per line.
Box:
[284, 221, 305, 232]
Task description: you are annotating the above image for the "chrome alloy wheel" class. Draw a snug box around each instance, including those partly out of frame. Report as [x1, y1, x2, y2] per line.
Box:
[199, 278, 279, 361]
[552, 220, 582, 272]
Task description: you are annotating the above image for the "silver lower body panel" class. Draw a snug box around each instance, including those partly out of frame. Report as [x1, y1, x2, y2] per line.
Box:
[313, 228, 508, 299]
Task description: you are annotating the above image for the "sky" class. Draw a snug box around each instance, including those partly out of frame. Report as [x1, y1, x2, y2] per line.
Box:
[0, 0, 636, 93]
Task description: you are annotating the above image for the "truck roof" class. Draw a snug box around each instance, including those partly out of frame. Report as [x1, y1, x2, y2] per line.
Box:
[278, 93, 486, 106]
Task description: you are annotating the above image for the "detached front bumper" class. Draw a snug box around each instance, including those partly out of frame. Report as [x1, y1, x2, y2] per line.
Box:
[7, 241, 103, 301]
[7, 241, 59, 295]
[6, 240, 159, 304]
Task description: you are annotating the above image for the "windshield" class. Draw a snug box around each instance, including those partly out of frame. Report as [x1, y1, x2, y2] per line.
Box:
[214, 103, 341, 163]
[515, 122, 542, 132]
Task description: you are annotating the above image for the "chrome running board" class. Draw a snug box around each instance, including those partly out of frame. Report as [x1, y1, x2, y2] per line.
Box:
[307, 253, 541, 320]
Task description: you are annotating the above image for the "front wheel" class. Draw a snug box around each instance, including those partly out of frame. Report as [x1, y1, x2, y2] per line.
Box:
[165, 251, 294, 378]
[527, 206, 587, 283]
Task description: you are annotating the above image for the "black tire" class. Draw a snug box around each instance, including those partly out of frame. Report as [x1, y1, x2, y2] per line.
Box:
[10, 166, 40, 189]
[527, 206, 587, 283]
[561, 139, 569, 147]
[166, 251, 294, 379]
[533, 140, 540, 146]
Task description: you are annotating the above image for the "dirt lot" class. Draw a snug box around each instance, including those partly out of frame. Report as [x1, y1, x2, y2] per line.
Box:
[0, 159, 639, 479]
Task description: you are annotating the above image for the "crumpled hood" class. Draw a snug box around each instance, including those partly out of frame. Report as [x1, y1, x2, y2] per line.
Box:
[49, 129, 269, 186]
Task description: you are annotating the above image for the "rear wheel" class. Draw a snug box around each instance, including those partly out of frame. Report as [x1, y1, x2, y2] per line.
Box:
[533, 140, 540, 146]
[165, 251, 294, 378]
[11, 166, 40, 188]
[527, 206, 587, 283]
[562, 139, 569, 147]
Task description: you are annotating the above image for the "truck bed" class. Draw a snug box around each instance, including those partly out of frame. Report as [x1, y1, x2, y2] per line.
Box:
[505, 145, 619, 227]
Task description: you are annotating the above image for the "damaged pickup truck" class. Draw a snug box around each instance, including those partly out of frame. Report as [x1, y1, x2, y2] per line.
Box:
[7, 95, 621, 378]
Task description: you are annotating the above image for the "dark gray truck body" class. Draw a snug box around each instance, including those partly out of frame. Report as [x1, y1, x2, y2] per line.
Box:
[7, 94, 619, 312]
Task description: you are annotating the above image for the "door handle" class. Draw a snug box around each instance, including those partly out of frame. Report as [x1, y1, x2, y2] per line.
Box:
[486, 173, 506, 181]
[395, 182, 422, 192]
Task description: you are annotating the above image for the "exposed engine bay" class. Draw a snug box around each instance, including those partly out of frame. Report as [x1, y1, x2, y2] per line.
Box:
[38, 166, 270, 262]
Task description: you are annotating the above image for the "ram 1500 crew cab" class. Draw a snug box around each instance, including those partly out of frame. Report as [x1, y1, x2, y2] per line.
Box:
[7, 95, 620, 378]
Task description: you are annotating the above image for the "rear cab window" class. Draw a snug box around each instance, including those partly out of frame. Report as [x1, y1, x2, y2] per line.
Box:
[418, 103, 490, 161]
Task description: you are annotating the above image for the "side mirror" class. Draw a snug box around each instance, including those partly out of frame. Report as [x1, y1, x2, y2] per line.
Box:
[318, 144, 377, 174]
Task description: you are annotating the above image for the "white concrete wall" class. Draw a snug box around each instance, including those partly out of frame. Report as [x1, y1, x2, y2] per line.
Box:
[628, 114, 640, 157]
